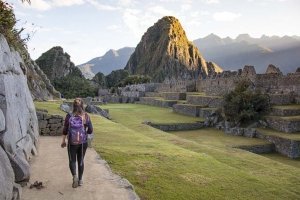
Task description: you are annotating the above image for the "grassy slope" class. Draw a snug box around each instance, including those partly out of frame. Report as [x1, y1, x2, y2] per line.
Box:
[35, 102, 300, 200]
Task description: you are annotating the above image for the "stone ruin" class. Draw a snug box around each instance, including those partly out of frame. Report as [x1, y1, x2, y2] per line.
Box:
[98, 64, 300, 159]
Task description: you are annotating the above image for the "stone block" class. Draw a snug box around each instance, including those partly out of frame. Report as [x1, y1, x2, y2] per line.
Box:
[0, 147, 14, 200]
[7, 148, 30, 182]
[244, 128, 256, 138]
[12, 183, 22, 200]
[48, 118, 62, 124]
[49, 124, 61, 131]
[38, 120, 47, 129]
[0, 108, 5, 132]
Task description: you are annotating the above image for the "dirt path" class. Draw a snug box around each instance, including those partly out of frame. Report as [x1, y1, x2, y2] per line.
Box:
[22, 137, 139, 200]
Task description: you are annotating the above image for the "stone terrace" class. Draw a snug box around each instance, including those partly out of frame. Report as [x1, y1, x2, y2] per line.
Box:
[265, 105, 300, 133]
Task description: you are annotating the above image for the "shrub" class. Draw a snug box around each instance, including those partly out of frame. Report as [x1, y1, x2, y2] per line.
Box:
[223, 79, 270, 125]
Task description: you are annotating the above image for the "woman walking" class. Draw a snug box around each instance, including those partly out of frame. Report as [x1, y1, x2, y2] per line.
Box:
[61, 98, 93, 188]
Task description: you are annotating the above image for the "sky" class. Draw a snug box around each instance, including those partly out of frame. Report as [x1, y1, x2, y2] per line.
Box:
[6, 0, 300, 65]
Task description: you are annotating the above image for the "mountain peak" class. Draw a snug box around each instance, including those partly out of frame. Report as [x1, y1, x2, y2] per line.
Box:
[105, 49, 119, 57]
[236, 33, 252, 42]
[125, 16, 222, 82]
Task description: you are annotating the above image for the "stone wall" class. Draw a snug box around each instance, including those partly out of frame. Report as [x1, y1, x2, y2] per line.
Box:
[195, 66, 300, 96]
[224, 127, 257, 138]
[235, 144, 275, 154]
[199, 108, 218, 118]
[161, 92, 186, 100]
[155, 80, 196, 92]
[270, 107, 300, 116]
[146, 121, 204, 131]
[186, 95, 224, 108]
[36, 110, 64, 136]
[265, 117, 300, 133]
[173, 104, 201, 117]
[145, 92, 162, 97]
[0, 34, 39, 199]
[256, 130, 300, 159]
[269, 94, 295, 105]
[139, 97, 178, 108]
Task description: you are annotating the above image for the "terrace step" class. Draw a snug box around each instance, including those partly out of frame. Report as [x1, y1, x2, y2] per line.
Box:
[269, 94, 295, 105]
[161, 92, 186, 100]
[235, 143, 275, 154]
[256, 128, 300, 159]
[265, 115, 300, 133]
[186, 95, 224, 108]
[145, 121, 204, 131]
[139, 97, 178, 108]
[270, 105, 300, 116]
[144, 92, 162, 97]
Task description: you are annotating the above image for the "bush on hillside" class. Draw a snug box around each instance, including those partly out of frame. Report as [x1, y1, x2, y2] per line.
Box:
[53, 70, 97, 98]
[92, 72, 107, 88]
[118, 75, 151, 87]
[0, 1, 31, 59]
[106, 69, 129, 88]
[223, 79, 270, 125]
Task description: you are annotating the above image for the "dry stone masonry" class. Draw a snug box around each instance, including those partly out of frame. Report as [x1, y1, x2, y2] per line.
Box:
[0, 34, 39, 199]
[36, 109, 64, 136]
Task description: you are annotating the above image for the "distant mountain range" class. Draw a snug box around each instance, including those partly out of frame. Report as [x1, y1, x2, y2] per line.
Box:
[194, 33, 300, 73]
[78, 33, 300, 79]
[77, 47, 134, 79]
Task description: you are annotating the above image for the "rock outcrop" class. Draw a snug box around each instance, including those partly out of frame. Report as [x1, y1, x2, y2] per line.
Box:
[266, 64, 282, 75]
[36, 46, 76, 82]
[0, 34, 39, 199]
[26, 60, 60, 100]
[125, 16, 222, 82]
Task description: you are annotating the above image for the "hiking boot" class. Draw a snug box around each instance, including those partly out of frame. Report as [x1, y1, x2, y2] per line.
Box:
[78, 180, 83, 186]
[72, 175, 78, 188]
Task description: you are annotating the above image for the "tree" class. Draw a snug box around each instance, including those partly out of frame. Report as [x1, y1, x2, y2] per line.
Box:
[223, 79, 270, 126]
[119, 75, 151, 86]
[92, 72, 107, 88]
[106, 69, 129, 88]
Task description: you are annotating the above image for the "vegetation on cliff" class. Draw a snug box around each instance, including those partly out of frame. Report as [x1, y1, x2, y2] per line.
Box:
[0, 0, 30, 59]
[53, 68, 97, 98]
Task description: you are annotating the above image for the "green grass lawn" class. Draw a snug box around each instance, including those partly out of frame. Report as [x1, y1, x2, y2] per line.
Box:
[266, 115, 300, 122]
[171, 128, 269, 147]
[256, 128, 300, 140]
[273, 105, 300, 110]
[35, 102, 300, 200]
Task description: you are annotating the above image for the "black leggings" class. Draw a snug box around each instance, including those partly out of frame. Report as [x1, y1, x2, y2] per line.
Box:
[68, 143, 88, 180]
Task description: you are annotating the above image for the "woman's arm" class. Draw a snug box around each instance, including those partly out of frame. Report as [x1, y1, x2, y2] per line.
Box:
[85, 114, 93, 134]
[61, 114, 70, 147]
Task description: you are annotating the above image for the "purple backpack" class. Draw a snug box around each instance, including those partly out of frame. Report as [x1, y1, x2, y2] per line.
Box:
[68, 114, 87, 145]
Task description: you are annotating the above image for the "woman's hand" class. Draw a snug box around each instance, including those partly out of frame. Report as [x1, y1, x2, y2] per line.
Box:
[61, 135, 67, 148]
[61, 141, 66, 148]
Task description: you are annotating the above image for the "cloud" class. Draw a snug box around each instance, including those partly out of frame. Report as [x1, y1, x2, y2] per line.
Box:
[213, 11, 241, 21]
[118, 0, 137, 7]
[149, 5, 174, 15]
[85, 0, 120, 11]
[181, 4, 192, 12]
[22, 0, 84, 11]
[203, 0, 219, 4]
[106, 25, 122, 31]
[122, 6, 174, 38]
[51, 0, 85, 7]
[24, 0, 51, 11]
[22, 0, 117, 11]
